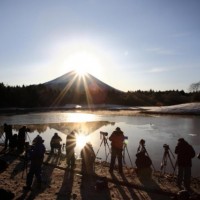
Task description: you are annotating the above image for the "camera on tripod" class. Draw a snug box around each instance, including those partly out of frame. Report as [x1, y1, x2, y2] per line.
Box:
[163, 144, 169, 150]
[100, 131, 108, 137]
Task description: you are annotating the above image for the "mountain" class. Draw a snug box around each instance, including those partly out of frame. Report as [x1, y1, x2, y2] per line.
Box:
[42, 71, 124, 104]
[43, 71, 123, 93]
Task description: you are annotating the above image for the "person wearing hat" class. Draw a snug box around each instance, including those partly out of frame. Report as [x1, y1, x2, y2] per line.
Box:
[23, 135, 45, 190]
[175, 138, 195, 190]
[109, 127, 125, 173]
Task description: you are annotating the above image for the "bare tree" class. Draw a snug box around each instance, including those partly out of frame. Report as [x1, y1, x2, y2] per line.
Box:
[189, 81, 200, 92]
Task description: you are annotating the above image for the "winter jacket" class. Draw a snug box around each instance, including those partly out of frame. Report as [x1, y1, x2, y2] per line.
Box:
[175, 140, 195, 167]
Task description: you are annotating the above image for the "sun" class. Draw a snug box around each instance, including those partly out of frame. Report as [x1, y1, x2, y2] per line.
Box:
[61, 50, 102, 76]
[75, 67, 87, 76]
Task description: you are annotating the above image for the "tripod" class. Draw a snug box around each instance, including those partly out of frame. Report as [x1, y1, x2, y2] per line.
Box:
[137, 140, 156, 171]
[123, 142, 134, 168]
[160, 144, 175, 175]
[95, 134, 110, 163]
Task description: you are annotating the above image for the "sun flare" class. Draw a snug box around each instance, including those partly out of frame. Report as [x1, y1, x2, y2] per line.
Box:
[76, 134, 89, 149]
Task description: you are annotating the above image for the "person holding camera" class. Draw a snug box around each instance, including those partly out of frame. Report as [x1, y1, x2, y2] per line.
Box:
[109, 127, 124, 174]
[175, 138, 195, 190]
[23, 135, 45, 190]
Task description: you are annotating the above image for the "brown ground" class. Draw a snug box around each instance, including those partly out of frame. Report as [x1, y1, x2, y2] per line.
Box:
[0, 146, 199, 200]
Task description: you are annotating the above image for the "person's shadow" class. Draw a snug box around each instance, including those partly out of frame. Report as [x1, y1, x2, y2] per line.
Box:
[80, 172, 111, 200]
[137, 173, 173, 200]
[56, 169, 74, 200]
[109, 172, 140, 200]
[16, 153, 60, 200]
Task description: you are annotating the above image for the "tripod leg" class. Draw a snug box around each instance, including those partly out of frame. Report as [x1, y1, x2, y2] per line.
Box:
[125, 146, 134, 169]
[167, 153, 175, 171]
[160, 153, 167, 176]
[104, 139, 111, 162]
[95, 139, 104, 158]
[143, 148, 156, 171]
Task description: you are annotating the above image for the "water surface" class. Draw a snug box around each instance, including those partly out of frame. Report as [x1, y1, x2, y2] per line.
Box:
[0, 111, 199, 177]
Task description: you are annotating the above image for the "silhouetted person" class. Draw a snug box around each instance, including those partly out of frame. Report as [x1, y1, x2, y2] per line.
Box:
[23, 135, 45, 190]
[9, 134, 18, 152]
[3, 123, 13, 150]
[66, 131, 76, 168]
[175, 138, 195, 190]
[81, 142, 95, 175]
[135, 150, 152, 179]
[50, 132, 62, 154]
[109, 127, 124, 173]
[17, 126, 27, 153]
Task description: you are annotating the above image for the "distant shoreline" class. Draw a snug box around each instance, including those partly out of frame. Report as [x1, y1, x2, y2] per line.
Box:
[0, 102, 200, 116]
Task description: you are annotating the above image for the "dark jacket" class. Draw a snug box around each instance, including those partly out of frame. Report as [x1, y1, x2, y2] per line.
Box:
[29, 142, 45, 166]
[175, 140, 195, 167]
[50, 134, 62, 146]
[135, 152, 152, 169]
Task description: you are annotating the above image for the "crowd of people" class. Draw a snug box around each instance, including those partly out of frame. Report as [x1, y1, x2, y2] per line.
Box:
[0, 123, 199, 194]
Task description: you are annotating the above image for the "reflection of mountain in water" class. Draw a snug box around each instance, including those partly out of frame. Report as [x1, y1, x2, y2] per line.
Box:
[11, 121, 114, 135]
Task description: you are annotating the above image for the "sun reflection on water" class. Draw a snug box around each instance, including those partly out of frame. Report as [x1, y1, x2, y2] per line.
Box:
[66, 113, 97, 122]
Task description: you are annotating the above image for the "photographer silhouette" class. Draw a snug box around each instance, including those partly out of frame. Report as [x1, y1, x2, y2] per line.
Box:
[109, 127, 124, 174]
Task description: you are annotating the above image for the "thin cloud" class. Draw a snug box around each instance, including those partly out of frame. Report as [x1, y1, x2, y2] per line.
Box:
[148, 67, 169, 73]
[146, 47, 175, 55]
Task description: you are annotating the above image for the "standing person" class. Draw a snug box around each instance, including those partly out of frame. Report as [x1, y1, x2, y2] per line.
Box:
[66, 131, 76, 168]
[17, 126, 28, 153]
[23, 135, 45, 190]
[50, 133, 62, 154]
[175, 138, 195, 190]
[109, 127, 125, 174]
[3, 123, 13, 150]
[81, 142, 95, 175]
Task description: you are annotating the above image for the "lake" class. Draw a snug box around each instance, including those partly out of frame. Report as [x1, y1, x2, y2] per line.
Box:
[0, 111, 199, 177]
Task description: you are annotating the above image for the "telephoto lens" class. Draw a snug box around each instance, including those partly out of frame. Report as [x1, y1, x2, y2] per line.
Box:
[100, 131, 108, 136]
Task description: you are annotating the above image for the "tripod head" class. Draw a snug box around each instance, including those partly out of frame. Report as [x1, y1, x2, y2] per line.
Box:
[163, 144, 170, 152]
[163, 144, 175, 158]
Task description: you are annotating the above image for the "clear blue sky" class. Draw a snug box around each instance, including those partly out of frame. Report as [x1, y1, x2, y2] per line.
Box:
[0, 0, 199, 92]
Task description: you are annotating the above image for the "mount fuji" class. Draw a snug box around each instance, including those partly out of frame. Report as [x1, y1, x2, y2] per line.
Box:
[43, 71, 123, 93]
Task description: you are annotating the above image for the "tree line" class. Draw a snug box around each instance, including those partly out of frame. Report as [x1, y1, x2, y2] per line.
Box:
[0, 82, 199, 108]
